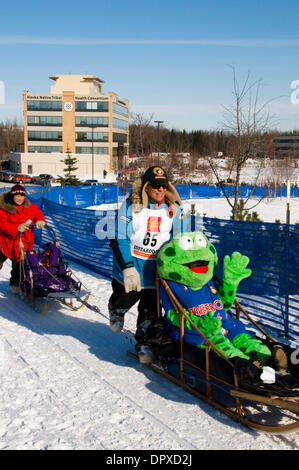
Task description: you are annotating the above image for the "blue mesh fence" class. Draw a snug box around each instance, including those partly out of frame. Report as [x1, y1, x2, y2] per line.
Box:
[28, 197, 299, 341]
[192, 216, 299, 339]
[1, 184, 298, 340]
[2, 184, 298, 207]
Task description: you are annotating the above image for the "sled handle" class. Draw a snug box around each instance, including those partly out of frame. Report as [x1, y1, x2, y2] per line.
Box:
[214, 274, 277, 343]
[43, 225, 60, 247]
[18, 233, 26, 290]
[233, 298, 277, 343]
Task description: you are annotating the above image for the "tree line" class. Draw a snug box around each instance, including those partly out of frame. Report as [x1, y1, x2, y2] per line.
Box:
[129, 112, 282, 158]
[0, 116, 283, 162]
[0, 119, 23, 161]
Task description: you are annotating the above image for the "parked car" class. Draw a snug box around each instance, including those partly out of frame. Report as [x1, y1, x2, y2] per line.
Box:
[31, 174, 54, 185]
[1, 170, 16, 182]
[13, 173, 32, 184]
[0, 171, 7, 181]
[52, 177, 61, 184]
[83, 179, 99, 186]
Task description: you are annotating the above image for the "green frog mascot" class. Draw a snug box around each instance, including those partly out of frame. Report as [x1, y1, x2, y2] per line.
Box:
[157, 232, 272, 367]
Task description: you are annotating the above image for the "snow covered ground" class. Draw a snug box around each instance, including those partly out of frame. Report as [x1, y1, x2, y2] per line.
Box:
[88, 196, 299, 225]
[0, 258, 298, 451]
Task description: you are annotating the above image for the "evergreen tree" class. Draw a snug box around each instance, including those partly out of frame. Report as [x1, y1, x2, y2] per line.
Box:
[231, 199, 262, 222]
[60, 149, 81, 185]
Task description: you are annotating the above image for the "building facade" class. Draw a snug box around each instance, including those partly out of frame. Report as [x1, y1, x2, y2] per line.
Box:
[274, 134, 299, 157]
[15, 74, 129, 177]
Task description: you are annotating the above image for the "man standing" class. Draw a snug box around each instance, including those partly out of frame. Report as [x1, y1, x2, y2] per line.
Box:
[109, 166, 187, 363]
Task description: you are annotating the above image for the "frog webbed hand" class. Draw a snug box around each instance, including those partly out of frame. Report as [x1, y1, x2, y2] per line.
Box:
[198, 311, 222, 337]
[220, 252, 252, 310]
[167, 308, 221, 336]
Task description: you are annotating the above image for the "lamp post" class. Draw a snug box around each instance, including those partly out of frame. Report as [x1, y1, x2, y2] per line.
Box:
[91, 125, 95, 180]
[154, 120, 164, 166]
[76, 120, 96, 180]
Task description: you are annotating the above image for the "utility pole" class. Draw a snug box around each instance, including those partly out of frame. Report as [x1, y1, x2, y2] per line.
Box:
[91, 125, 94, 180]
[154, 120, 164, 166]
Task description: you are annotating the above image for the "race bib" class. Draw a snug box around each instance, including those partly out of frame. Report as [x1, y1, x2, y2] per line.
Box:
[130, 207, 173, 260]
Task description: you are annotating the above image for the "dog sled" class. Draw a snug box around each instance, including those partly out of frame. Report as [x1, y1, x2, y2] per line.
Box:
[18, 226, 90, 314]
[128, 275, 299, 434]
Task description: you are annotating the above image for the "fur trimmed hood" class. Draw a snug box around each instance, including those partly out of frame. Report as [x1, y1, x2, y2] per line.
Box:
[0, 191, 30, 215]
[130, 177, 182, 216]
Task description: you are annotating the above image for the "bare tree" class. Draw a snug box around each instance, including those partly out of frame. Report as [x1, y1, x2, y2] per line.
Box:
[209, 68, 277, 219]
[129, 112, 155, 158]
[0, 119, 23, 161]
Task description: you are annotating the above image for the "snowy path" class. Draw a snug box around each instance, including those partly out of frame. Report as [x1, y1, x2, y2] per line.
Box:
[0, 260, 298, 450]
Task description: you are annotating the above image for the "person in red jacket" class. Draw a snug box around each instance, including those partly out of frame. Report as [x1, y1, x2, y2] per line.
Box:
[0, 184, 46, 293]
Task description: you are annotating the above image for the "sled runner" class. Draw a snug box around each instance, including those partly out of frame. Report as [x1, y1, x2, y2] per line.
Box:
[18, 226, 90, 314]
[128, 275, 299, 434]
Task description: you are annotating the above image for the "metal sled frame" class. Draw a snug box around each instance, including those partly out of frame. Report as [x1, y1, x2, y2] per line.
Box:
[18, 228, 91, 314]
[128, 276, 299, 434]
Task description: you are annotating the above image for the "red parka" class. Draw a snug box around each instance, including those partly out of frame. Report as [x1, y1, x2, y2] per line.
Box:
[0, 191, 45, 260]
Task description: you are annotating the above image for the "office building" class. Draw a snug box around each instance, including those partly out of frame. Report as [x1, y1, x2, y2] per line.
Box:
[10, 74, 129, 177]
[274, 134, 299, 156]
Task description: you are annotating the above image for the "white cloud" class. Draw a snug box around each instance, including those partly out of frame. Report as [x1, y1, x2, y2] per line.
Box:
[1, 36, 299, 47]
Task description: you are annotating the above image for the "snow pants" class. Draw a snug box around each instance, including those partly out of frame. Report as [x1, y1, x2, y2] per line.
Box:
[108, 278, 158, 347]
[0, 252, 21, 286]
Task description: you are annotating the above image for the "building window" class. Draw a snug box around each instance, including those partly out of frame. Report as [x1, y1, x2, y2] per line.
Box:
[27, 100, 62, 111]
[75, 116, 109, 127]
[28, 115, 62, 126]
[76, 132, 108, 142]
[28, 145, 62, 153]
[75, 101, 109, 112]
[112, 117, 128, 130]
[113, 132, 128, 144]
[27, 165, 33, 174]
[76, 146, 109, 154]
[112, 102, 128, 117]
[28, 131, 62, 141]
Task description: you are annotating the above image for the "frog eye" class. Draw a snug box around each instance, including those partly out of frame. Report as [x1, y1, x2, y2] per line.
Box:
[178, 236, 194, 250]
[195, 234, 207, 248]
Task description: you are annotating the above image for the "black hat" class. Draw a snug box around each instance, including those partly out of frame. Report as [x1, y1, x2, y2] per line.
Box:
[142, 166, 168, 187]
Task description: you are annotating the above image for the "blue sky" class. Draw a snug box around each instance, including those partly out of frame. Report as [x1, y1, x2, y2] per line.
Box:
[1, 0, 299, 131]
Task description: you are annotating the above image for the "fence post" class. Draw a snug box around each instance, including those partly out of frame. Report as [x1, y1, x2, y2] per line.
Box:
[284, 224, 290, 338]
[91, 185, 94, 206]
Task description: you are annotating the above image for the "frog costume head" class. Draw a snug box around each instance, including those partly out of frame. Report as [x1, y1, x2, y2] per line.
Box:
[157, 232, 218, 291]
[158, 231, 252, 311]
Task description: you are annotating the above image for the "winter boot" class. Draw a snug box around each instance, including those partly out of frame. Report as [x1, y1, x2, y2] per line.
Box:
[137, 344, 154, 364]
[109, 312, 124, 333]
[272, 344, 288, 372]
[108, 300, 126, 333]
[10, 285, 20, 295]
